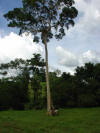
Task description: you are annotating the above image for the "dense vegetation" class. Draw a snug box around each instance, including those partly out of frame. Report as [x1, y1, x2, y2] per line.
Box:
[0, 54, 100, 110]
[0, 108, 100, 133]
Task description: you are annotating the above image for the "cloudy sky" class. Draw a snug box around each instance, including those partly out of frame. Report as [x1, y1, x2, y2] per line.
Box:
[0, 0, 100, 74]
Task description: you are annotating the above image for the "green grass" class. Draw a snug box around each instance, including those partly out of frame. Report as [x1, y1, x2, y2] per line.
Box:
[0, 108, 100, 133]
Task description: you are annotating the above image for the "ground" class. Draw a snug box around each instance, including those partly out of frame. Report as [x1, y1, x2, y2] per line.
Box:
[0, 108, 100, 133]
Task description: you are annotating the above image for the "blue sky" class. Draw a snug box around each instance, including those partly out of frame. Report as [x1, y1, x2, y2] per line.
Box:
[0, 0, 22, 35]
[0, 0, 100, 74]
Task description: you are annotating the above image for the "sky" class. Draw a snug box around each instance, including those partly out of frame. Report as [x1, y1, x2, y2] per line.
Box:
[0, 0, 100, 74]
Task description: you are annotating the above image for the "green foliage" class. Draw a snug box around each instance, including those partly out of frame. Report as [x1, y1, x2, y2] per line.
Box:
[1, 58, 100, 110]
[0, 80, 29, 110]
[0, 54, 46, 110]
[4, 0, 78, 43]
[51, 63, 100, 108]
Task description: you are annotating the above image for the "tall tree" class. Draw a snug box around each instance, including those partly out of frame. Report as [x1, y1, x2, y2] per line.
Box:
[4, 0, 78, 114]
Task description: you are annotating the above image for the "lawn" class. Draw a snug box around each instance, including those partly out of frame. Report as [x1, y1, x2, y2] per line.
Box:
[0, 108, 100, 133]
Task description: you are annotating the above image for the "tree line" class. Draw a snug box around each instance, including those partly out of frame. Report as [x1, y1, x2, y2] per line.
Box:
[0, 54, 100, 110]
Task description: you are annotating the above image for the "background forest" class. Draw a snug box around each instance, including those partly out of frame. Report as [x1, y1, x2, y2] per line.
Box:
[0, 54, 100, 110]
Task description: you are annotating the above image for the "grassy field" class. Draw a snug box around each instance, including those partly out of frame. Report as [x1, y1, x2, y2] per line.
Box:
[0, 108, 100, 133]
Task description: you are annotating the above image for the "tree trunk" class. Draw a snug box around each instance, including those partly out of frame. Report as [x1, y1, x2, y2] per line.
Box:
[44, 39, 52, 114]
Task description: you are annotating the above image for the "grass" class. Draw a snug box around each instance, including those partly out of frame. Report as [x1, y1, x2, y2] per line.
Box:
[0, 108, 100, 133]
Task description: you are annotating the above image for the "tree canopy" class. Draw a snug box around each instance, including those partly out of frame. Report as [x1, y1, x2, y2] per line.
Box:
[4, 0, 78, 42]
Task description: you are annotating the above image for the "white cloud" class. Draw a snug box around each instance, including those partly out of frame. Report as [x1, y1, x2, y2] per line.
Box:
[65, 0, 100, 43]
[56, 46, 79, 67]
[63, 0, 100, 57]
[80, 50, 100, 65]
[56, 46, 100, 73]
[74, 0, 100, 36]
[0, 32, 43, 63]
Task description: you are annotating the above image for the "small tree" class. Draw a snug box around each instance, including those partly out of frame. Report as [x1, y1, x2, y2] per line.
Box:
[4, 0, 78, 115]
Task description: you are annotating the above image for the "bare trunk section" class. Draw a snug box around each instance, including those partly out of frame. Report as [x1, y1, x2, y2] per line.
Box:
[44, 40, 52, 113]
[43, 36, 59, 116]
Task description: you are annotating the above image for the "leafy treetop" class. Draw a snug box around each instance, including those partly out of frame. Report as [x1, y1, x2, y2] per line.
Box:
[4, 0, 78, 43]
